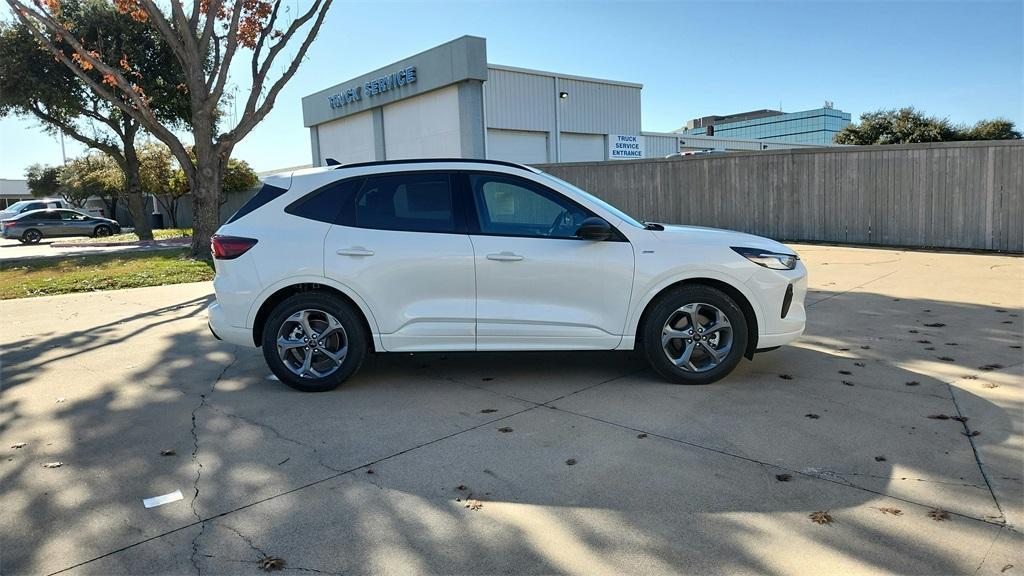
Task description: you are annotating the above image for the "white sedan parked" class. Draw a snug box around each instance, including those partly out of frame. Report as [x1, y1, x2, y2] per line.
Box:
[208, 159, 806, 392]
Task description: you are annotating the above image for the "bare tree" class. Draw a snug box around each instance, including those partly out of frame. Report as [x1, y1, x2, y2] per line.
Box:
[7, 0, 333, 257]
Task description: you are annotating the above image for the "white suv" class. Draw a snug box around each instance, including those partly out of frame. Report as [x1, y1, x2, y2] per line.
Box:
[208, 159, 806, 392]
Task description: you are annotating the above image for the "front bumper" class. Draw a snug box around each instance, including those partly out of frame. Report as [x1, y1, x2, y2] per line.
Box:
[207, 301, 256, 347]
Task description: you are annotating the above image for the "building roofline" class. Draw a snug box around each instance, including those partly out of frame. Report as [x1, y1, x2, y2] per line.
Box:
[487, 64, 643, 89]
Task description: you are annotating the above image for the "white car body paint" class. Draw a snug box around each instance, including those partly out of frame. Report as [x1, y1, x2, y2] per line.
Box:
[208, 160, 806, 361]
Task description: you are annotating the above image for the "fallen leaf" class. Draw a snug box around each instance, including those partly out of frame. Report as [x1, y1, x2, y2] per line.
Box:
[928, 508, 949, 521]
[924, 346, 936, 351]
[55, 398, 65, 403]
[1001, 564, 1013, 573]
[837, 347, 850, 351]
[979, 363, 1004, 371]
[805, 413, 820, 419]
[42, 462, 63, 468]
[481, 377, 494, 381]
[905, 381, 920, 386]
[838, 370, 852, 375]
[842, 381, 855, 386]
[809, 510, 833, 525]
[10, 443, 26, 449]
[983, 382, 999, 389]
[927, 414, 951, 420]
[874, 455, 887, 462]
[853, 362, 865, 367]
[908, 329, 919, 334]
[860, 345, 870, 350]
[951, 416, 969, 423]
[497, 427, 513, 433]
[366, 468, 374, 474]
[637, 433, 648, 439]
[160, 449, 176, 456]
[565, 458, 577, 466]
[258, 556, 285, 571]
[779, 374, 793, 380]
[480, 409, 498, 413]
[465, 499, 483, 511]
[963, 430, 981, 437]
[917, 340, 932, 344]
[945, 342, 958, 346]
[775, 473, 792, 482]
[937, 356, 955, 362]
[877, 507, 903, 516]
[456, 484, 466, 491]
[924, 322, 946, 328]
[923, 309, 932, 312]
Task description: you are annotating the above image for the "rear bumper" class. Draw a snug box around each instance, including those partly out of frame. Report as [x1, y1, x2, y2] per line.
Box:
[207, 301, 256, 347]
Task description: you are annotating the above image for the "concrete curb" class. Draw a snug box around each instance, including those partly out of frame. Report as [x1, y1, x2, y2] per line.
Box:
[50, 237, 192, 249]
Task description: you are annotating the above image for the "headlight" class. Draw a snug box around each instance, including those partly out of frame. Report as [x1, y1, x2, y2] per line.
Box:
[731, 247, 798, 270]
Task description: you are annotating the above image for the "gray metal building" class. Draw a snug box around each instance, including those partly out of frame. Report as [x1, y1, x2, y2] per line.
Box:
[301, 36, 644, 166]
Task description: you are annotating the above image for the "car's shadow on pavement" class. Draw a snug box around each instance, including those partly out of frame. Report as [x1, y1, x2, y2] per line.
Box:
[0, 288, 1020, 575]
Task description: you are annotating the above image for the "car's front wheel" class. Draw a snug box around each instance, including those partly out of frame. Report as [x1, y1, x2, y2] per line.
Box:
[94, 225, 112, 238]
[642, 285, 749, 385]
[261, 293, 368, 392]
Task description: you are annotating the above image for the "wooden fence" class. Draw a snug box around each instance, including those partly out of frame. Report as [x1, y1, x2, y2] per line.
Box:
[537, 140, 1023, 253]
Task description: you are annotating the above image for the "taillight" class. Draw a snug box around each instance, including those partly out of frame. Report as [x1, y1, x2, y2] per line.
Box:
[1, 220, 15, 230]
[211, 235, 258, 260]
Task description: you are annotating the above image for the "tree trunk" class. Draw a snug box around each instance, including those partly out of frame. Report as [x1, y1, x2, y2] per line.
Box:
[188, 145, 225, 259]
[122, 147, 153, 241]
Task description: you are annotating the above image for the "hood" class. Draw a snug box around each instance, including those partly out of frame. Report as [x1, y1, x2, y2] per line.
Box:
[653, 224, 796, 255]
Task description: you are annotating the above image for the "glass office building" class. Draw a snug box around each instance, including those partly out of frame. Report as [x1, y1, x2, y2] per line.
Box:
[677, 107, 852, 145]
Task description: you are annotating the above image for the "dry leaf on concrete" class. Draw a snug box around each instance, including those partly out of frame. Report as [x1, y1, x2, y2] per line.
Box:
[258, 556, 285, 571]
[928, 508, 949, 521]
[42, 462, 63, 468]
[809, 510, 833, 525]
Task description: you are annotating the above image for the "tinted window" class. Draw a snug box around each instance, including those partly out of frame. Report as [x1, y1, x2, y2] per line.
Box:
[17, 202, 46, 212]
[27, 211, 59, 220]
[226, 183, 286, 224]
[469, 174, 592, 239]
[354, 173, 454, 233]
[59, 210, 86, 221]
[285, 177, 363, 224]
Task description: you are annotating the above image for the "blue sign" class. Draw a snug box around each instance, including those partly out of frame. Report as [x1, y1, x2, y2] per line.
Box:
[328, 66, 417, 109]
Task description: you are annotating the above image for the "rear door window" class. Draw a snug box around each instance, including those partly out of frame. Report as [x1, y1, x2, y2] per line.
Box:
[353, 172, 456, 234]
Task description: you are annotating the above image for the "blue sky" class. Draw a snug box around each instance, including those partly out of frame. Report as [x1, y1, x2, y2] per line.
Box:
[1, 0, 1021, 178]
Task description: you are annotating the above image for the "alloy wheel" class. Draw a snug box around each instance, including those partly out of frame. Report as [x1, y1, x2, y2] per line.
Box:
[276, 309, 349, 378]
[661, 302, 734, 372]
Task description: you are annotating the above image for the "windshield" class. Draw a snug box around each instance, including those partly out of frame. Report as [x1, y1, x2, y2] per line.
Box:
[535, 171, 645, 229]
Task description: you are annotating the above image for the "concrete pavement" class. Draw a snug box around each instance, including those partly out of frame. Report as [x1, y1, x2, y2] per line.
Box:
[1, 245, 1021, 575]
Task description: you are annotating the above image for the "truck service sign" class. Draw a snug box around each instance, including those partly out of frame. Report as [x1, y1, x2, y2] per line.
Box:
[608, 134, 644, 160]
[327, 66, 417, 109]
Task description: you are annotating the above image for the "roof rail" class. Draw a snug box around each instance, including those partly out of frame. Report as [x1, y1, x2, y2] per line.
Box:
[334, 158, 537, 172]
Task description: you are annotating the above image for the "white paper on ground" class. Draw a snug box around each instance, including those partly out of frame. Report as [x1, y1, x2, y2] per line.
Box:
[143, 489, 183, 508]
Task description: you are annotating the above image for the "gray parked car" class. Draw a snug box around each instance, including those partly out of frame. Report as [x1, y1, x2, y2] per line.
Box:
[1, 209, 121, 244]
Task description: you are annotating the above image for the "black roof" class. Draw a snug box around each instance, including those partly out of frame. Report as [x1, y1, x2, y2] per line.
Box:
[327, 157, 537, 172]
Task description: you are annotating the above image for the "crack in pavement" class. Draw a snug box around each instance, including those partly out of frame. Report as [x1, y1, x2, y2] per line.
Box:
[207, 406, 343, 473]
[973, 526, 1006, 574]
[945, 376, 1008, 527]
[189, 349, 238, 576]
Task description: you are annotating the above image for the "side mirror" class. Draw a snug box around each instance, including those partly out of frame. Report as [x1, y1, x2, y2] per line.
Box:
[575, 216, 613, 241]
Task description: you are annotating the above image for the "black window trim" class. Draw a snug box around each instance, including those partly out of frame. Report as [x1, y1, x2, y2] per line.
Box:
[460, 171, 628, 242]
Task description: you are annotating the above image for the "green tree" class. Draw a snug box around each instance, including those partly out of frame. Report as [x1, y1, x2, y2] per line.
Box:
[961, 119, 1022, 141]
[835, 107, 1022, 145]
[59, 152, 123, 218]
[0, 2, 190, 241]
[9, 0, 332, 257]
[24, 164, 65, 200]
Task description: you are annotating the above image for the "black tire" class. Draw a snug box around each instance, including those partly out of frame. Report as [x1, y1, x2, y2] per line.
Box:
[22, 229, 42, 244]
[641, 284, 749, 385]
[94, 225, 112, 238]
[261, 292, 367, 392]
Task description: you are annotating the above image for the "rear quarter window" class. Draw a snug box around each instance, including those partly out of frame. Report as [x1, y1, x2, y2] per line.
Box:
[285, 177, 364, 224]
[226, 183, 287, 224]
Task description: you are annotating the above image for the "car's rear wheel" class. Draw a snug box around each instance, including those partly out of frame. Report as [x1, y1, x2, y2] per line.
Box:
[94, 225, 112, 237]
[261, 293, 367, 392]
[22, 229, 42, 244]
[642, 285, 749, 385]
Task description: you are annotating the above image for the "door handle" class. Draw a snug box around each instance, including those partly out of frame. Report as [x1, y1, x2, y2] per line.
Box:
[336, 247, 375, 257]
[486, 252, 524, 262]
